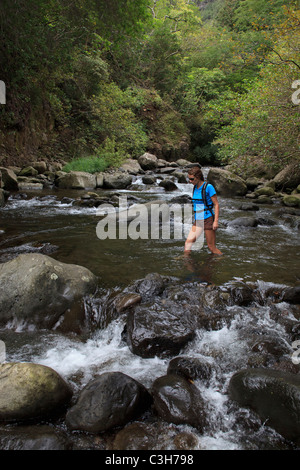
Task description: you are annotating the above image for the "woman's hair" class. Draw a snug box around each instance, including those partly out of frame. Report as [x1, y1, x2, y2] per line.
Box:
[188, 166, 204, 180]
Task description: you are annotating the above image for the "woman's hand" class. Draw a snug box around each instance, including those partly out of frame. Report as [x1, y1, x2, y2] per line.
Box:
[213, 220, 219, 230]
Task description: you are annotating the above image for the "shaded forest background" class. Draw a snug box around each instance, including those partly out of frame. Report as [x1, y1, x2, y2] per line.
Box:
[0, 0, 299, 174]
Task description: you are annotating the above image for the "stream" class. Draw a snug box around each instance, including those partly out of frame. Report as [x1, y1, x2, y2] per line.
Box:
[0, 168, 300, 450]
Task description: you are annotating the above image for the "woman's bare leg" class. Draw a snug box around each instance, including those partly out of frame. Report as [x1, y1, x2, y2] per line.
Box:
[184, 225, 203, 254]
[205, 229, 222, 255]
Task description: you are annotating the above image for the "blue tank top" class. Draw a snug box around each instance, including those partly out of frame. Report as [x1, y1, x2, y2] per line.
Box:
[192, 183, 216, 220]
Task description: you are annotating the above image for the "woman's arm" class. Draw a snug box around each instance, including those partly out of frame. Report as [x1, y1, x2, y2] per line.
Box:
[211, 194, 220, 230]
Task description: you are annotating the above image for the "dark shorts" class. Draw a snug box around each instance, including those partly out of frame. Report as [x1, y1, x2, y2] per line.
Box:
[193, 216, 214, 230]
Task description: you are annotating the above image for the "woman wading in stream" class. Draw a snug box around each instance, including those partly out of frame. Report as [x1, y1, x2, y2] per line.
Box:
[184, 166, 222, 255]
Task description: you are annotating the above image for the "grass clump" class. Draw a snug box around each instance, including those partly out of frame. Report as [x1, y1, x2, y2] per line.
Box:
[62, 156, 109, 174]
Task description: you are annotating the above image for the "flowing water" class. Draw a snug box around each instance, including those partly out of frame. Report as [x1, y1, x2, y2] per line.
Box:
[0, 169, 299, 450]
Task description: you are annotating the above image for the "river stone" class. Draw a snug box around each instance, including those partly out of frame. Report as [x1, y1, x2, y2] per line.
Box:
[0, 362, 73, 422]
[126, 299, 198, 358]
[56, 171, 97, 189]
[228, 217, 258, 228]
[0, 189, 6, 207]
[65, 372, 152, 433]
[158, 179, 178, 191]
[228, 368, 300, 443]
[0, 167, 19, 190]
[0, 425, 69, 450]
[138, 153, 158, 170]
[29, 161, 47, 174]
[119, 159, 142, 174]
[0, 253, 98, 328]
[103, 172, 133, 189]
[283, 194, 300, 208]
[151, 374, 207, 432]
[167, 356, 214, 385]
[255, 186, 275, 197]
[272, 163, 300, 190]
[207, 168, 247, 197]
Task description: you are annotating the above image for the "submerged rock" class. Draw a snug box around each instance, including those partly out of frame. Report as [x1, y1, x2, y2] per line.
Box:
[0, 425, 69, 450]
[66, 372, 152, 433]
[0, 362, 73, 423]
[228, 368, 300, 444]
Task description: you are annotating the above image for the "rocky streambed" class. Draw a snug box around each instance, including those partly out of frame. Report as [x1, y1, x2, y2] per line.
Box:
[0, 255, 300, 450]
[0, 155, 300, 450]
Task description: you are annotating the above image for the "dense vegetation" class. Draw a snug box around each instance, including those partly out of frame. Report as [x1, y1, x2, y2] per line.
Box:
[0, 0, 299, 173]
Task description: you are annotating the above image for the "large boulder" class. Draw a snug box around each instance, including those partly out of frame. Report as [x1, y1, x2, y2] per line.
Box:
[207, 168, 247, 197]
[0, 362, 72, 422]
[0, 253, 98, 328]
[119, 159, 142, 174]
[228, 368, 300, 443]
[66, 372, 152, 433]
[103, 172, 133, 189]
[138, 153, 158, 171]
[272, 163, 300, 190]
[56, 171, 97, 190]
[0, 167, 18, 190]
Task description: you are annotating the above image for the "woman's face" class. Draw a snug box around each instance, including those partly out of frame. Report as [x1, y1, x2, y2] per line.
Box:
[188, 174, 198, 185]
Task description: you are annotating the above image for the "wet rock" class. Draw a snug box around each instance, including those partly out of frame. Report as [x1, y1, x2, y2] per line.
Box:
[239, 203, 260, 211]
[126, 299, 197, 358]
[228, 368, 300, 443]
[173, 432, 199, 450]
[142, 175, 156, 185]
[112, 422, 157, 450]
[151, 374, 207, 432]
[167, 356, 214, 385]
[228, 217, 258, 228]
[158, 179, 178, 191]
[65, 372, 152, 433]
[280, 286, 300, 304]
[0, 363, 73, 423]
[0, 253, 98, 329]
[207, 168, 247, 197]
[0, 425, 69, 450]
[225, 281, 254, 306]
[125, 273, 167, 302]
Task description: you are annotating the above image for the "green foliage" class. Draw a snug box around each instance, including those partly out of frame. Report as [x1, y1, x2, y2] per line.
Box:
[62, 156, 109, 173]
[0, 0, 299, 173]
